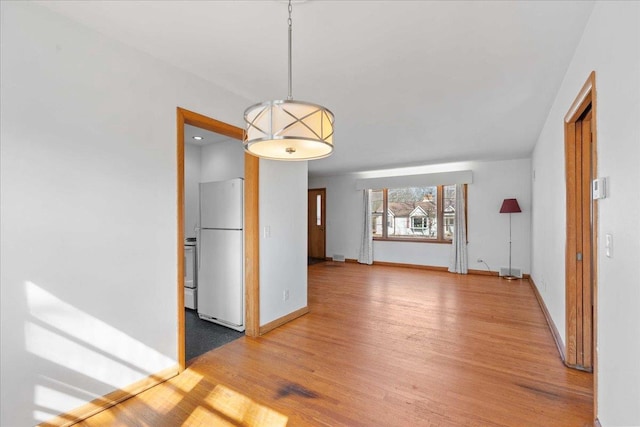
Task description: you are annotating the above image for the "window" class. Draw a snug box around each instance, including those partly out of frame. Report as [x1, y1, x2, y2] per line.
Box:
[316, 194, 322, 226]
[371, 185, 465, 243]
[411, 216, 427, 232]
[371, 189, 384, 237]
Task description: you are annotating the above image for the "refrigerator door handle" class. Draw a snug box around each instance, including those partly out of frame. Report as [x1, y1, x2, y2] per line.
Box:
[195, 226, 201, 271]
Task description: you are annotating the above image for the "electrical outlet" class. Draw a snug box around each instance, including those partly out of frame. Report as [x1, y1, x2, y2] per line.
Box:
[283, 289, 290, 301]
[477, 258, 483, 263]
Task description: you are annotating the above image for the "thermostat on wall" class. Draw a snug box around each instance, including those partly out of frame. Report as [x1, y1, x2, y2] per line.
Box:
[592, 177, 607, 200]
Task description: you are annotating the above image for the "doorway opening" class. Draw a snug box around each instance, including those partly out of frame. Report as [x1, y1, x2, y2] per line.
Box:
[183, 124, 245, 361]
[563, 72, 597, 418]
[176, 108, 260, 371]
[308, 188, 326, 264]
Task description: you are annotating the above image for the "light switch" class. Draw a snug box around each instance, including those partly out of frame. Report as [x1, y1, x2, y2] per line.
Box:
[605, 233, 612, 258]
[263, 226, 271, 238]
[593, 177, 607, 200]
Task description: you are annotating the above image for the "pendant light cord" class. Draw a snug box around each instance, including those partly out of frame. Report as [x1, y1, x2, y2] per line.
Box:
[243, 0, 334, 161]
[287, 0, 293, 101]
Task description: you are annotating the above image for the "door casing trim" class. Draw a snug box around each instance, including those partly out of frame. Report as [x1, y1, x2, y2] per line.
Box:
[563, 71, 598, 421]
[176, 107, 260, 371]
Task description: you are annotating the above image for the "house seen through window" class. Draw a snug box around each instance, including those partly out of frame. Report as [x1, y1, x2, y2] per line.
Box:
[371, 185, 460, 242]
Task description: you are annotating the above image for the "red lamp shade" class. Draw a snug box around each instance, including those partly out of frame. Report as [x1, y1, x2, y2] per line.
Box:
[499, 198, 521, 213]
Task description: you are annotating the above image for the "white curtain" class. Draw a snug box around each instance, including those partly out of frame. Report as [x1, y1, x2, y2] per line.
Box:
[358, 189, 373, 265]
[448, 184, 468, 274]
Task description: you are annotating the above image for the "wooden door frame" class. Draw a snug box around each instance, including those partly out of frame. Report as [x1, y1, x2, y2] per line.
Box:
[563, 71, 597, 419]
[176, 107, 260, 371]
[308, 188, 327, 259]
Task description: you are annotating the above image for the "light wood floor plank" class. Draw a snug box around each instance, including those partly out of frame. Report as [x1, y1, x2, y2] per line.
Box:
[78, 263, 592, 426]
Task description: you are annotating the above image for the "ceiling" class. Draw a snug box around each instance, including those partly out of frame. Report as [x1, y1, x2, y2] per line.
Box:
[184, 124, 234, 147]
[38, 1, 594, 177]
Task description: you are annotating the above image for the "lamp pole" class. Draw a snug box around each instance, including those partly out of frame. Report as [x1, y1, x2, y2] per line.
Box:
[499, 198, 521, 280]
[508, 212, 513, 277]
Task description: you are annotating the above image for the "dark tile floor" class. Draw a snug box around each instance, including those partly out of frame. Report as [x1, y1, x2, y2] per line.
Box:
[185, 309, 244, 362]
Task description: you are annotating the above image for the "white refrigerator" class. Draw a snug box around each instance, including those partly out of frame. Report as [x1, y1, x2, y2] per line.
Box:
[197, 178, 245, 331]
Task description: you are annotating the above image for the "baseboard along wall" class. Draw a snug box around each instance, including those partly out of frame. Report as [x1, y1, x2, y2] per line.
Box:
[528, 277, 566, 363]
[259, 306, 309, 335]
[322, 258, 524, 278]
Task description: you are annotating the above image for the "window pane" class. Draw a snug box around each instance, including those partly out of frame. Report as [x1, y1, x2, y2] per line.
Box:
[387, 187, 437, 239]
[316, 194, 322, 226]
[370, 190, 384, 237]
[443, 185, 456, 240]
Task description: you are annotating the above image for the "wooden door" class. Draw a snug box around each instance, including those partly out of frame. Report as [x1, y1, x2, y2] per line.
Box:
[565, 82, 596, 372]
[308, 188, 326, 260]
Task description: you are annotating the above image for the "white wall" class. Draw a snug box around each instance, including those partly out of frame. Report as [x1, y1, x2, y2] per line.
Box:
[309, 158, 531, 274]
[308, 174, 362, 261]
[185, 139, 245, 239]
[531, 2, 640, 426]
[0, 2, 253, 425]
[260, 160, 308, 325]
[184, 143, 202, 239]
[200, 139, 245, 183]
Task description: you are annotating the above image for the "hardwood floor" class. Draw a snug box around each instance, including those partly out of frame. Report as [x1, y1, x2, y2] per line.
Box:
[78, 263, 593, 426]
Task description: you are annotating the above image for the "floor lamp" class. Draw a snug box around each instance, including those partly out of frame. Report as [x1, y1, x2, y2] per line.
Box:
[499, 198, 521, 280]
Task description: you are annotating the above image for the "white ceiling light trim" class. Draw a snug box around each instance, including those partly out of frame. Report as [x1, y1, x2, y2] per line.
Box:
[243, 0, 334, 161]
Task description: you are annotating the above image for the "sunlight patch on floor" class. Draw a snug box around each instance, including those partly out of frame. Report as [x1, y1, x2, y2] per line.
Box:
[166, 370, 203, 394]
[184, 406, 236, 427]
[206, 385, 288, 427]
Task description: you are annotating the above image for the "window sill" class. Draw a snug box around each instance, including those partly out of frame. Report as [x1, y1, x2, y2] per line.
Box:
[373, 237, 452, 244]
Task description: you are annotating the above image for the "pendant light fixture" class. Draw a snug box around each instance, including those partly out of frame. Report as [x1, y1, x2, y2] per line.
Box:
[243, 0, 334, 161]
